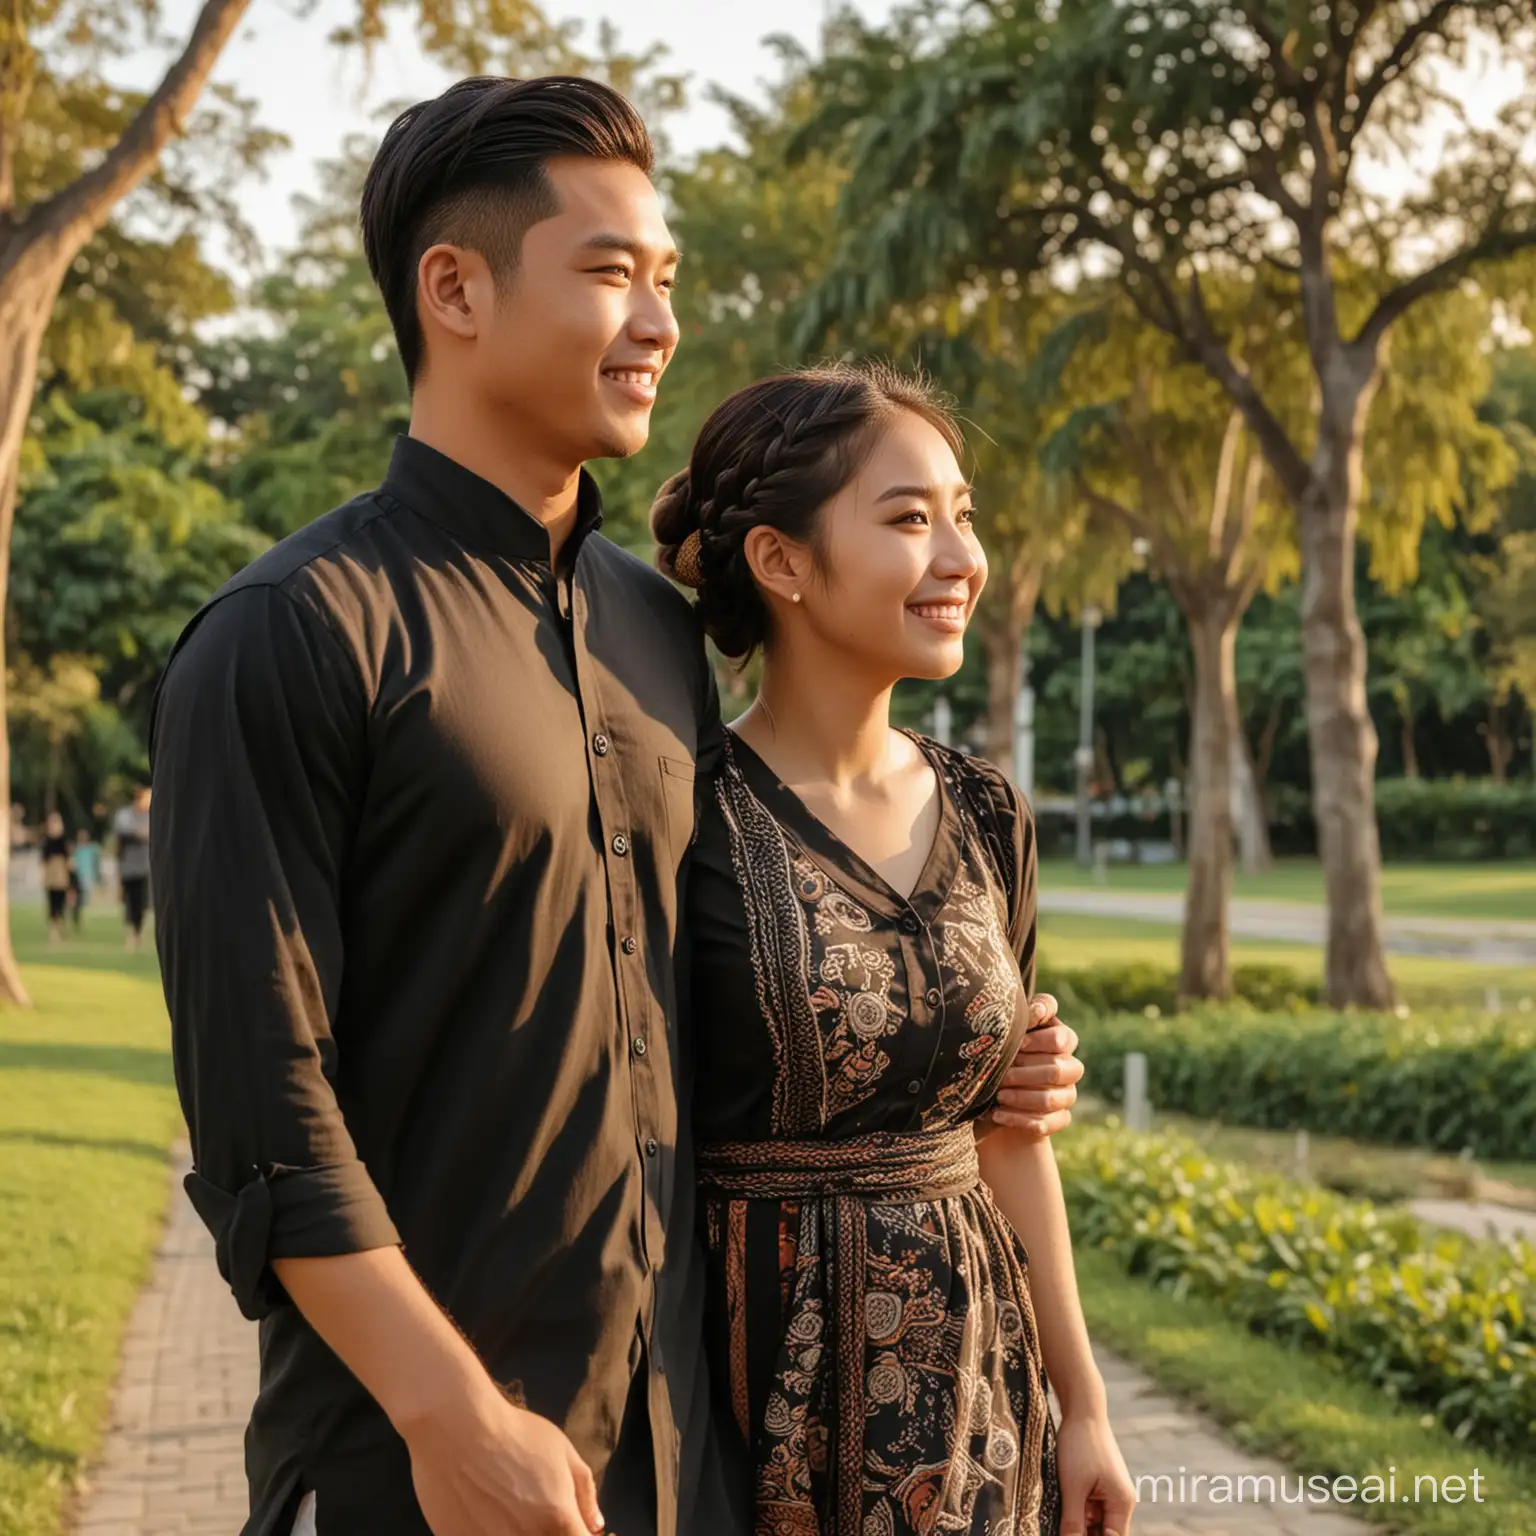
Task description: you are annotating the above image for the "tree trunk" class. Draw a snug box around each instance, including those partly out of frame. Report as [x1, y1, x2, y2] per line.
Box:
[44, 734, 62, 817]
[1483, 700, 1513, 783]
[0, 261, 60, 1004]
[1392, 685, 1419, 778]
[1180, 603, 1237, 1001]
[1297, 489, 1394, 1009]
[978, 564, 1042, 780]
[1229, 719, 1272, 875]
[0, 0, 252, 1005]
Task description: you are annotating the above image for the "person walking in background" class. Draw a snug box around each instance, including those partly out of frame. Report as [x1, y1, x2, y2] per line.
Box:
[113, 786, 151, 952]
[71, 826, 102, 931]
[41, 811, 72, 947]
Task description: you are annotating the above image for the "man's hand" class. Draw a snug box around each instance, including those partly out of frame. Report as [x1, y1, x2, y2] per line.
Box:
[405, 1388, 605, 1536]
[992, 992, 1083, 1139]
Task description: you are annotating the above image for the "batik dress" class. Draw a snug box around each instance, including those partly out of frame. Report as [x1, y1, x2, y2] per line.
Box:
[689, 730, 1062, 1536]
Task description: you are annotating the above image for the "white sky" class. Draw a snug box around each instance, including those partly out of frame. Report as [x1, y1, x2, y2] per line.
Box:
[134, 0, 895, 261]
[126, 3, 1527, 275]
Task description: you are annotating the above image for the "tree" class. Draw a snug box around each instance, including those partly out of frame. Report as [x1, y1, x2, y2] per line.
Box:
[1472, 346, 1536, 773]
[0, 0, 555, 1002]
[796, 0, 1536, 1006]
[1043, 298, 1292, 997]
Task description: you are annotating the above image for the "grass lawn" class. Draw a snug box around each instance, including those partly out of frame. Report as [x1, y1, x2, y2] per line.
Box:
[0, 905, 178, 1536]
[1040, 857, 1536, 923]
[1075, 1244, 1536, 1534]
[1037, 911, 1536, 1008]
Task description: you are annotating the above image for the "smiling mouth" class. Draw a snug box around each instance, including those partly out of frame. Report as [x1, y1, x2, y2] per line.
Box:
[603, 367, 659, 388]
[909, 602, 968, 630]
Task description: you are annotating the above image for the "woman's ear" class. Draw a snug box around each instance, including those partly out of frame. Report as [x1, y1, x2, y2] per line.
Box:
[744, 525, 815, 606]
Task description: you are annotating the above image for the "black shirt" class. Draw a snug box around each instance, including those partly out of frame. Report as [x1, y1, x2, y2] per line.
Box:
[150, 436, 732, 1535]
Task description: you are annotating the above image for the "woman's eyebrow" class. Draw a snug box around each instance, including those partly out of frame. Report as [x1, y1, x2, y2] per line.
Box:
[875, 482, 973, 503]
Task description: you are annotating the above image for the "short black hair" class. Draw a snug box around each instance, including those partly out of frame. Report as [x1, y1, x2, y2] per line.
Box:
[360, 75, 655, 384]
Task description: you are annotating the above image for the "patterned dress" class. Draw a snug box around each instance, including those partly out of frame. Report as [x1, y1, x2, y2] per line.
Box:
[689, 731, 1061, 1536]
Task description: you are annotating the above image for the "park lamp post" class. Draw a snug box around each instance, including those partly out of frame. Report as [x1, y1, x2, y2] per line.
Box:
[1014, 655, 1035, 805]
[930, 692, 953, 748]
[1074, 604, 1103, 868]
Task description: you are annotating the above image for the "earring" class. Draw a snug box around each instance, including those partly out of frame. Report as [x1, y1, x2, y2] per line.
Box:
[791, 592, 802, 604]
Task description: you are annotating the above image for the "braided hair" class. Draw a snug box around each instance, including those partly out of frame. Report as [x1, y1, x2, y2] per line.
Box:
[651, 361, 965, 659]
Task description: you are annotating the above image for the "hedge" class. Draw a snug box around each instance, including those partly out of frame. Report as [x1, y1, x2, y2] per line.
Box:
[1035, 776, 1536, 861]
[1075, 1005, 1536, 1162]
[1042, 960, 1320, 1017]
[1057, 1124, 1536, 1458]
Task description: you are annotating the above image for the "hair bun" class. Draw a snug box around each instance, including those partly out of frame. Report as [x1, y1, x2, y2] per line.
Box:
[650, 469, 702, 587]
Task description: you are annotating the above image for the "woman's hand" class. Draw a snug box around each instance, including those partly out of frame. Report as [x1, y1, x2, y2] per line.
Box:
[1055, 1410, 1137, 1536]
[992, 993, 1083, 1138]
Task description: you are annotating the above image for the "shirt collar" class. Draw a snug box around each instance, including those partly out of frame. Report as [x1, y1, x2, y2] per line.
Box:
[379, 435, 605, 567]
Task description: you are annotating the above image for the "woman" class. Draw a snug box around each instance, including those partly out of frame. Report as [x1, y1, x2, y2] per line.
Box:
[653, 363, 1136, 1536]
[41, 811, 72, 947]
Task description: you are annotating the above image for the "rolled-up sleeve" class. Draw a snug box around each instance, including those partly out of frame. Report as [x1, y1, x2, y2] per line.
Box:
[150, 583, 400, 1320]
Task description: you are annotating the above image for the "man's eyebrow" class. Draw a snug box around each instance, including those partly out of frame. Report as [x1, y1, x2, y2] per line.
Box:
[875, 482, 974, 503]
[577, 234, 682, 264]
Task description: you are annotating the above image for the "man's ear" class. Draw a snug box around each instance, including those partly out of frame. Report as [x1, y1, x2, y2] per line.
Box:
[417, 244, 489, 346]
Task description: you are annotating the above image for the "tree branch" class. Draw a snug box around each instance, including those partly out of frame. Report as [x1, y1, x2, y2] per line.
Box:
[1235, 0, 1304, 92]
[1077, 474, 1187, 587]
[19, 0, 251, 257]
[1207, 407, 1244, 561]
[1343, 0, 1461, 151]
[1354, 221, 1536, 353]
[1184, 270, 1315, 507]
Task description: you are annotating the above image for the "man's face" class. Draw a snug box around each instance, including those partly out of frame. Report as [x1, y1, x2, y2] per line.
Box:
[453, 157, 681, 466]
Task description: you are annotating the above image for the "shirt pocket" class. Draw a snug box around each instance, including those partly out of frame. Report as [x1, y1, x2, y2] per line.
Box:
[659, 755, 697, 868]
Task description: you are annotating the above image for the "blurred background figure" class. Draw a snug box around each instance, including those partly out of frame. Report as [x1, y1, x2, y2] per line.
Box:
[112, 786, 151, 953]
[71, 825, 101, 932]
[40, 811, 71, 947]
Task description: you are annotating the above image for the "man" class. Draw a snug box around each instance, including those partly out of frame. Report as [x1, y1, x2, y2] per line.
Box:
[151, 76, 1082, 1536]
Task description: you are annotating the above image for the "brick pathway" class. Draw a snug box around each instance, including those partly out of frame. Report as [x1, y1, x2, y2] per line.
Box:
[71, 1149, 1370, 1535]
[71, 1148, 257, 1536]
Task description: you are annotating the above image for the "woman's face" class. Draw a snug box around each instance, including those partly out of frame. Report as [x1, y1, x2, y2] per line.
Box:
[810, 411, 986, 682]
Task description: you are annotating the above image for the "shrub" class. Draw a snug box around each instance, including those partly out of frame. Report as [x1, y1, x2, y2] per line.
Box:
[1058, 1124, 1536, 1457]
[1041, 960, 1320, 1018]
[1373, 778, 1536, 861]
[1075, 1005, 1536, 1162]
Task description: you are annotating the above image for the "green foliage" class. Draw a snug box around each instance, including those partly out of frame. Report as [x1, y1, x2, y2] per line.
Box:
[195, 147, 409, 538]
[1059, 1124, 1536, 1459]
[1076, 1005, 1536, 1162]
[8, 390, 267, 814]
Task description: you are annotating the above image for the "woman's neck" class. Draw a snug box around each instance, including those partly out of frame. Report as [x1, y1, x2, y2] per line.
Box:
[734, 642, 899, 790]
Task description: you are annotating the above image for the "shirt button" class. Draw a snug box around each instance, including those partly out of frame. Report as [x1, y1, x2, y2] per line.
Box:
[621, 936, 637, 955]
[907, 1078, 924, 1095]
[900, 913, 920, 935]
[645, 1138, 659, 1157]
[633, 1036, 648, 1058]
[592, 732, 610, 757]
[925, 987, 942, 1007]
[612, 833, 630, 857]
